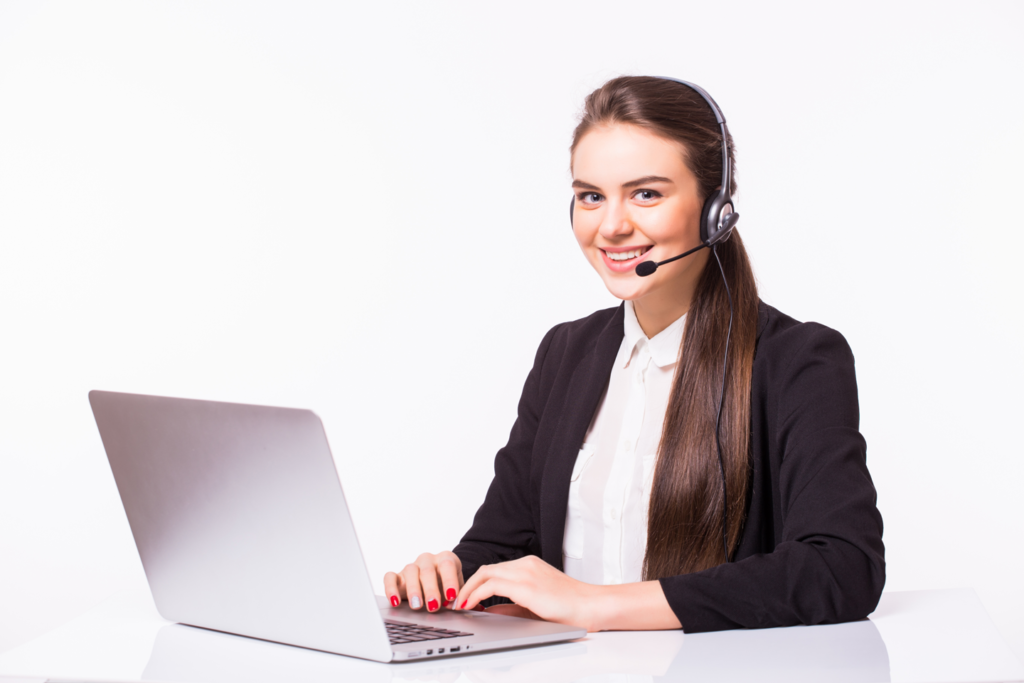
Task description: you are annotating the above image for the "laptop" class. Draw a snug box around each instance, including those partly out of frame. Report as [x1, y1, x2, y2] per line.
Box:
[88, 390, 586, 662]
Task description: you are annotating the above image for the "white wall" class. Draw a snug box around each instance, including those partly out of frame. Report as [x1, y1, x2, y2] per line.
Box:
[1, 0, 1021, 663]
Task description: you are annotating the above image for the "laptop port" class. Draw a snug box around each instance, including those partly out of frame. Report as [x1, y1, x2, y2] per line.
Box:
[438, 648, 445, 654]
[450, 646, 460, 653]
[426, 649, 433, 655]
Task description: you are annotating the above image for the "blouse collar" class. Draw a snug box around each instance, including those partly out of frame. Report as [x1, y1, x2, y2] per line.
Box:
[622, 300, 686, 369]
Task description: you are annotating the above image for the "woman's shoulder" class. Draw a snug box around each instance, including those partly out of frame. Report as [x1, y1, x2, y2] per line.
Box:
[753, 301, 860, 424]
[530, 304, 624, 374]
[755, 300, 856, 369]
[545, 305, 623, 345]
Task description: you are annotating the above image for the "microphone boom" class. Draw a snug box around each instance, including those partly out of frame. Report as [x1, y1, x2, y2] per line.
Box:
[633, 243, 707, 278]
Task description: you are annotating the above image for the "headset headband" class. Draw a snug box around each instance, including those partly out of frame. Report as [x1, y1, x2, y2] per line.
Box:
[655, 77, 732, 210]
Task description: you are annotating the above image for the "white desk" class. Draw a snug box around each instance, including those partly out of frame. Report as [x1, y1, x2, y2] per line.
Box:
[0, 588, 1020, 683]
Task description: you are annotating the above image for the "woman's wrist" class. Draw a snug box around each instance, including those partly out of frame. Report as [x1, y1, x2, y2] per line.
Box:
[583, 580, 682, 632]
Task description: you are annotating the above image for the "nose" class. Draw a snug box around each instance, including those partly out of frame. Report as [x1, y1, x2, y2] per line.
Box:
[598, 200, 634, 240]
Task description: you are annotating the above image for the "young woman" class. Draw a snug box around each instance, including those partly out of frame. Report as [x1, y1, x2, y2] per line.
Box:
[383, 76, 885, 633]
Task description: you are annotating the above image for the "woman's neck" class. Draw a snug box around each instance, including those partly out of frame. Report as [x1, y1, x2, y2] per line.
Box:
[630, 250, 707, 337]
[631, 297, 688, 338]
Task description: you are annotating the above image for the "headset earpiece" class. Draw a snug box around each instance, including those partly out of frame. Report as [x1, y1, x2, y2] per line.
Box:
[701, 191, 738, 247]
[569, 196, 575, 227]
[700, 193, 717, 245]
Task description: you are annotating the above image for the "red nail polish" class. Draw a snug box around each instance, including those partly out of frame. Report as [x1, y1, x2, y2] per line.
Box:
[460, 600, 467, 609]
[427, 599, 439, 612]
[390, 595, 399, 607]
[442, 599, 450, 608]
[446, 588, 456, 600]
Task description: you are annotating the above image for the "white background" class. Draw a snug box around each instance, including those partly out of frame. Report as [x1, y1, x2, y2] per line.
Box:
[1, 0, 1021, 664]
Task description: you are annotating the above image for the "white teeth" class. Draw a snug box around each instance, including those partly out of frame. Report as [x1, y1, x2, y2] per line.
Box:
[607, 248, 645, 261]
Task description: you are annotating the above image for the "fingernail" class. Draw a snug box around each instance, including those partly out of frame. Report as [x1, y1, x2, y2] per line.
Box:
[410, 596, 422, 609]
[460, 600, 467, 610]
[442, 599, 450, 608]
[427, 599, 439, 612]
[390, 595, 399, 607]
[446, 588, 456, 600]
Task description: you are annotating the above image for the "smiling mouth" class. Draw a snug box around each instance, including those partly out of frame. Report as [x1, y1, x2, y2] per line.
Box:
[603, 246, 653, 262]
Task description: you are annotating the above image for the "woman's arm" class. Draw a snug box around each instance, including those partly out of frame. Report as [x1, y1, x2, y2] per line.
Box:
[590, 580, 682, 631]
[452, 554, 682, 631]
[658, 322, 885, 631]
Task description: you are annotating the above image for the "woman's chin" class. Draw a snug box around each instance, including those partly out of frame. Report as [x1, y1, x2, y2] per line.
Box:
[601, 276, 647, 302]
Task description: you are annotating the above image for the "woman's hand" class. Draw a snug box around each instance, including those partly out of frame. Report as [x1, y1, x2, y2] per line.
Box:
[383, 551, 464, 612]
[451, 555, 601, 631]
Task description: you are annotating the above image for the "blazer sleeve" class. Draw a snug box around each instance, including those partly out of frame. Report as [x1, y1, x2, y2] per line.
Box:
[658, 324, 886, 632]
[452, 324, 560, 581]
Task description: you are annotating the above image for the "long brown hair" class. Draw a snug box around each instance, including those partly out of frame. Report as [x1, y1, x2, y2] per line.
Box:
[570, 76, 759, 577]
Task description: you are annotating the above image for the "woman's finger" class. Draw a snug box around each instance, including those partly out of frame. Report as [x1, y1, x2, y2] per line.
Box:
[452, 564, 488, 610]
[455, 564, 518, 611]
[461, 576, 519, 613]
[383, 571, 402, 607]
[415, 553, 444, 613]
[436, 553, 463, 608]
[400, 563, 423, 610]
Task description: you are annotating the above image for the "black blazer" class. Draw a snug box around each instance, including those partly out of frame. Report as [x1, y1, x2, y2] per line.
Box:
[453, 301, 885, 632]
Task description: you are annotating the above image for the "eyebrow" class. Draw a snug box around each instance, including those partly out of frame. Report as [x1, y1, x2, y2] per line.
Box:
[571, 175, 674, 191]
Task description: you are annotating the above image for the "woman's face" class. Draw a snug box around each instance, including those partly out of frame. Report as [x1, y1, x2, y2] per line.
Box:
[571, 123, 708, 311]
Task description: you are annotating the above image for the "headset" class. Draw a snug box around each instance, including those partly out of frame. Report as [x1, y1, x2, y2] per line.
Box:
[569, 77, 738, 563]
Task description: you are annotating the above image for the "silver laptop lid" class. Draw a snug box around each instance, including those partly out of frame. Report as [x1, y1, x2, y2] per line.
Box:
[89, 390, 393, 663]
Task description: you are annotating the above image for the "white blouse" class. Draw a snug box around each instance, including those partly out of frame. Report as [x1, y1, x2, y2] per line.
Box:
[562, 300, 686, 585]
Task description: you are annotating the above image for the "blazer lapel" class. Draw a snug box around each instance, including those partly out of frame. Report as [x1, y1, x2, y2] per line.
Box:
[539, 305, 624, 569]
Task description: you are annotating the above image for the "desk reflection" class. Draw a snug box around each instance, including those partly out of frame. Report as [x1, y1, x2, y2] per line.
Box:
[142, 617, 889, 683]
[665, 619, 890, 683]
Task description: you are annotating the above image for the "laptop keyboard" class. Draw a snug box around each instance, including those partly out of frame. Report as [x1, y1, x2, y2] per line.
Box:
[385, 618, 474, 644]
